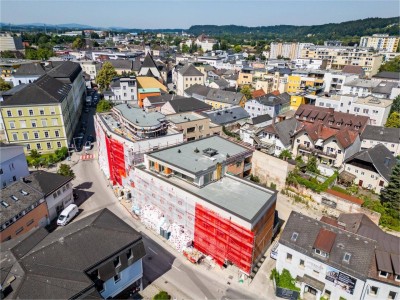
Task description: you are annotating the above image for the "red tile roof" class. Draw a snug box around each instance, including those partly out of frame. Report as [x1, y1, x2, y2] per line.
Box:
[251, 89, 266, 98]
[326, 189, 364, 205]
[313, 228, 337, 253]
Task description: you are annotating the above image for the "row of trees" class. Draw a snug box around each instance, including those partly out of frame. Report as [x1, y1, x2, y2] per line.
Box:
[385, 96, 400, 128]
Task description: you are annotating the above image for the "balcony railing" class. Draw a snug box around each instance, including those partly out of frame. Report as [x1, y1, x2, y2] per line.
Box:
[244, 163, 252, 172]
[298, 145, 337, 158]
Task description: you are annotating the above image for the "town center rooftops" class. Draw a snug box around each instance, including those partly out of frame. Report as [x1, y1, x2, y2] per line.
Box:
[113, 104, 166, 128]
[166, 112, 206, 124]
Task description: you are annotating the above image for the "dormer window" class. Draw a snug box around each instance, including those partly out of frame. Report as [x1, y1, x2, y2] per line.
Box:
[395, 275, 400, 282]
[291, 232, 298, 242]
[315, 248, 328, 258]
[329, 121, 333, 125]
[113, 256, 121, 268]
[343, 252, 351, 263]
[379, 271, 389, 278]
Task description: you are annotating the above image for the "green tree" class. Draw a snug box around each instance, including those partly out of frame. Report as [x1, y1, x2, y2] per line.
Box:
[153, 291, 171, 300]
[389, 95, 400, 114]
[0, 51, 16, 58]
[306, 156, 319, 173]
[181, 44, 189, 53]
[0, 78, 12, 91]
[96, 99, 113, 113]
[240, 85, 252, 100]
[57, 163, 75, 179]
[385, 112, 400, 128]
[72, 37, 85, 50]
[29, 149, 41, 159]
[96, 62, 117, 91]
[279, 149, 292, 160]
[90, 32, 100, 39]
[212, 43, 220, 51]
[37, 47, 53, 60]
[379, 56, 400, 73]
[25, 47, 38, 60]
[233, 45, 242, 53]
[380, 163, 400, 211]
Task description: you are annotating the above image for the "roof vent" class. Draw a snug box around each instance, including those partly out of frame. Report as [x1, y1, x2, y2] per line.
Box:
[203, 147, 218, 157]
[194, 147, 199, 153]
[178, 149, 181, 153]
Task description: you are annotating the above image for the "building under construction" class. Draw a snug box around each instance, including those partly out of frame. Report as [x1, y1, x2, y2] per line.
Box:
[132, 136, 277, 275]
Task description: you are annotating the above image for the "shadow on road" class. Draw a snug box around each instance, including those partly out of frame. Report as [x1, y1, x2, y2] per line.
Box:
[74, 189, 95, 206]
[74, 181, 93, 190]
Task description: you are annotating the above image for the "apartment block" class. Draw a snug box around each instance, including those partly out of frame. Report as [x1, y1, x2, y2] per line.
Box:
[360, 34, 399, 52]
[0, 143, 29, 188]
[269, 42, 299, 60]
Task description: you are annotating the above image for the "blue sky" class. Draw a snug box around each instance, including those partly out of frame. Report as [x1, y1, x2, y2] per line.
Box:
[1, 0, 398, 29]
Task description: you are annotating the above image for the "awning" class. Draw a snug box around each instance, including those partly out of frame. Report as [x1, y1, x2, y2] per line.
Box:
[297, 274, 325, 291]
[339, 171, 356, 183]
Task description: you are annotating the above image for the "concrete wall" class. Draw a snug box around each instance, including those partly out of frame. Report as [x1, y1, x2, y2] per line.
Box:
[251, 150, 294, 190]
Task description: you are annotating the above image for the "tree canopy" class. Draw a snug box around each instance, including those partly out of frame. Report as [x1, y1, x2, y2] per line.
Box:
[57, 163, 75, 179]
[240, 85, 252, 100]
[385, 112, 400, 128]
[379, 56, 400, 73]
[389, 96, 400, 115]
[0, 78, 12, 91]
[380, 163, 400, 211]
[96, 99, 114, 113]
[72, 37, 85, 49]
[96, 62, 117, 91]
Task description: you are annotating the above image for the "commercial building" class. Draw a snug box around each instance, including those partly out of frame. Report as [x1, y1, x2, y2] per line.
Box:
[0, 143, 29, 188]
[0, 33, 23, 52]
[360, 34, 399, 52]
[133, 136, 277, 275]
[95, 104, 183, 186]
[0, 209, 146, 299]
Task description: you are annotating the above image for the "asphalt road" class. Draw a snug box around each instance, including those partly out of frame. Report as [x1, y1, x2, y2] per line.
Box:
[70, 108, 267, 299]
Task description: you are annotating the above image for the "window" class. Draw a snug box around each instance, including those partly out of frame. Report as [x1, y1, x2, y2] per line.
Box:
[9, 121, 15, 129]
[29, 109, 34, 116]
[12, 133, 18, 141]
[337, 149, 342, 154]
[55, 130, 60, 137]
[18, 110, 23, 116]
[379, 271, 389, 278]
[47, 142, 51, 149]
[39, 109, 45, 115]
[343, 252, 351, 263]
[57, 141, 62, 148]
[52, 118, 58, 126]
[199, 125, 204, 131]
[34, 132, 39, 139]
[53, 192, 57, 198]
[389, 291, 397, 300]
[7, 110, 12, 117]
[41, 119, 47, 127]
[126, 248, 133, 260]
[395, 275, 400, 282]
[187, 127, 195, 133]
[369, 286, 379, 296]
[286, 253, 292, 262]
[299, 259, 305, 268]
[20, 120, 26, 128]
[291, 232, 298, 241]
[15, 227, 24, 235]
[113, 256, 121, 268]
[26, 219, 34, 226]
[50, 107, 55, 115]
[26, 144, 31, 150]
[114, 273, 121, 283]
[23, 132, 28, 140]
[36, 143, 41, 150]
[315, 248, 327, 257]
[31, 120, 37, 127]
[44, 131, 49, 138]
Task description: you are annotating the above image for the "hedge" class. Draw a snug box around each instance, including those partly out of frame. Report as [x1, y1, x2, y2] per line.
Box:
[294, 172, 338, 193]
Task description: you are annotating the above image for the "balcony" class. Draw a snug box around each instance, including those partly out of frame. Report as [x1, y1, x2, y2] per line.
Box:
[298, 145, 337, 158]
[244, 162, 252, 172]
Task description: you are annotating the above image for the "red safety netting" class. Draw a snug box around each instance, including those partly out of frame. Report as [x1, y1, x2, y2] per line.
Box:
[194, 204, 254, 274]
[105, 135, 125, 186]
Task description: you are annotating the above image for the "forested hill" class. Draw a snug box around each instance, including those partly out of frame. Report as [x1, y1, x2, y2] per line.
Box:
[187, 17, 399, 40]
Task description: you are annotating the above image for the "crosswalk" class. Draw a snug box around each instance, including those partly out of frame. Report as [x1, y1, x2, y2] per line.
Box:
[80, 154, 95, 160]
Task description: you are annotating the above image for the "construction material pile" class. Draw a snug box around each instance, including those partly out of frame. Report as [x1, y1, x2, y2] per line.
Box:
[168, 223, 192, 252]
[140, 204, 162, 231]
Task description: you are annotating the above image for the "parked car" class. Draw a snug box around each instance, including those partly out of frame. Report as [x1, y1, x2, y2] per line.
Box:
[57, 204, 79, 226]
[84, 141, 91, 151]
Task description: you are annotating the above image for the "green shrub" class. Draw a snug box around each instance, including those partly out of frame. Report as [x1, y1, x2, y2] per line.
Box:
[270, 268, 300, 292]
[153, 291, 171, 300]
[331, 185, 351, 195]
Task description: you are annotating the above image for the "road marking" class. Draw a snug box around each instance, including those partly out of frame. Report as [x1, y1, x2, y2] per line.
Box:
[148, 247, 158, 255]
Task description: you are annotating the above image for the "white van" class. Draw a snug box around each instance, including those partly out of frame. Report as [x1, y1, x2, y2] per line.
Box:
[57, 204, 79, 226]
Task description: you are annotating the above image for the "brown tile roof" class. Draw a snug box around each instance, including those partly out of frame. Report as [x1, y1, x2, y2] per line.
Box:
[325, 189, 364, 205]
[251, 89, 266, 98]
[313, 228, 337, 253]
[320, 216, 340, 227]
[342, 65, 364, 75]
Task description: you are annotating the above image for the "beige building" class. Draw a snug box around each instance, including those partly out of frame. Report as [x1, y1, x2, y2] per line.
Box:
[299, 45, 383, 77]
[166, 112, 221, 141]
[360, 34, 399, 52]
[269, 42, 299, 60]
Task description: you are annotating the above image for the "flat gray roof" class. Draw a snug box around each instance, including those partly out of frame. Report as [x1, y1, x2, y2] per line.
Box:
[148, 136, 250, 174]
[166, 112, 205, 124]
[114, 104, 165, 128]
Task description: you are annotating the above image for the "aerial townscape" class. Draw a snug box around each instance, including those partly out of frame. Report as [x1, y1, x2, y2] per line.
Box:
[0, 1, 399, 299]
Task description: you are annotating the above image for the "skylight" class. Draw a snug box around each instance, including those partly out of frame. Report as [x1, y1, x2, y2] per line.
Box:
[343, 252, 351, 263]
[291, 232, 299, 242]
[10, 195, 19, 201]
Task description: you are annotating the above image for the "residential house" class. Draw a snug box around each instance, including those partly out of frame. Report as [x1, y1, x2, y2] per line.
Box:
[79, 60, 102, 80]
[360, 125, 400, 156]
[143, 94, 183, 112]
[341, 79, 380, 97]
[276, 211, 377, 300]
[360, 34, 400, 52]
[161, 97, 212, 115]
[136, 76, 168, 108]
[201, 106, 250, 131]
[195, 34, 217, 52]
[322, 71, 360, 94]
[205, 88, 246, 109]
[239, 114, 273, 145]
[245, 92, 290, 118]
[176, 64, 205, 96]
[0, 180, 47, 242]
[104, 77, 137, 104]
[166, 112, 221, 141]
[371, 81, 400, 100]
[343, 144, 396, 194]
[23, 170, 74, 221]
[109, 59, 142, 76]
[0, 74, 77, 153]
[0, 209, 146, 299]
[0, 143, 29, 188]
[184, 84, 212, 101]
[208, 78, 230, 90]
[237, 67, 254, 86]
[10, 62, 46, 86]
[372, 71, 400, 83]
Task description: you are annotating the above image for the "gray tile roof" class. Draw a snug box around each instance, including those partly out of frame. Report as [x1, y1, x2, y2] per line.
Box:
[108, 59, 134, 70]
[361, 125, 400, 144]
[14, 63, 46, 76]
[249, 114, 272, 125]
[46, 61, 82, 84]
[0, 74, 71, 106]
[206, 89, 245, 105]
[280, 212, 377, 281]
[141, 53, 158, 68]
[255, 92, 290, 106]
[23, 170, 73, 197]
[345, 144, 396, 181]
[1, 209, 145, 299]
[184, 84, 212, 98]
[372, 81, 399, 95]
[202, 106, 249, 125]
[166, 97, 212, 113]
[146, 94, 184, 105]
[373, 71, 400, 80]
[262, 118, 297, 146]
[114, 104, 166, 128]
[179, 64, 203, 76]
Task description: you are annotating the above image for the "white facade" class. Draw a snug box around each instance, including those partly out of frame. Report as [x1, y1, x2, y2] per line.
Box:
[294, 58, 324, 70]
[100, 259, 143, 299]
[363, 279, 400, 300]
[11, 75, 40, 87]
[197, 56, 224, 67]
[361, 138, 400, 157]
[176, 72, 205, 96]
[343, 162, 388, 194]
[259, 133, 290, 157]
[105, 78, 137, 104]
[0, 145, 29, 188]
[245, 99, 276, 118]
[276, 243, 366, 300]
[45, 181, 73, 221]
[79, 61, 101, 80]
[323, 72, 359, 94]
[351, 97, 392, 126]
[316, 95, 357, 113]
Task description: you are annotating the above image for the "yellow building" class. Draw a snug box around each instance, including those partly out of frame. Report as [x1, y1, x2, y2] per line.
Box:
[205, 89, 247, 109]
[0, 75, 76, 154]
[290, 94, 316, 110]
[287, 74, 324, 94]
[237, 68, 254, 86]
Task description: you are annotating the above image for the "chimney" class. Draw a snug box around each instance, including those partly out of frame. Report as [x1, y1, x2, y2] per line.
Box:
[384, 157, 391, 167]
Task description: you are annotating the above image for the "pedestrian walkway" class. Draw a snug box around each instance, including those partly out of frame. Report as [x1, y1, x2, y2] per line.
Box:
[80, 154, 95, 160]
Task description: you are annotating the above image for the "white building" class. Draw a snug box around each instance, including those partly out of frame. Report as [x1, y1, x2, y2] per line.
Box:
[176, 64, 205, 96]
[360, 125, 400, 156]
[0, 143, 29, 188]
[195, 34, 217, 52]
[322, 72, 359, 94]
[351, 96, 392, 126]
[104, 77, 137, 104]
[79, 60, 101, 80]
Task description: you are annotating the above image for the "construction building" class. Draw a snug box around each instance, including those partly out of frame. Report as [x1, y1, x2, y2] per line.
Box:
[132, 136, 277, 275]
